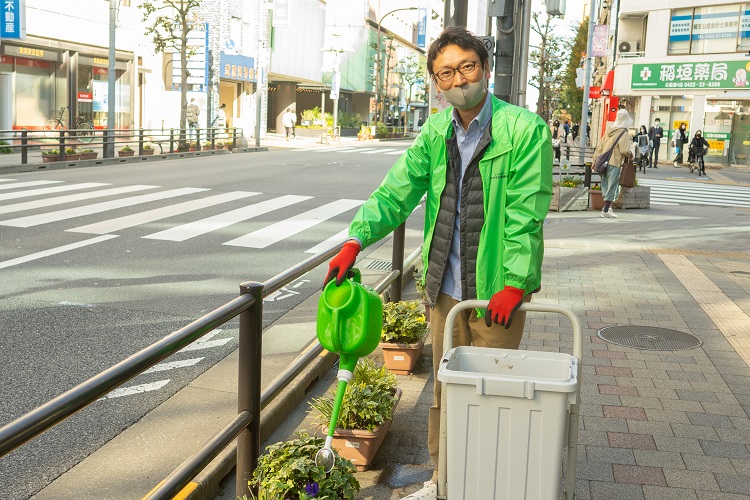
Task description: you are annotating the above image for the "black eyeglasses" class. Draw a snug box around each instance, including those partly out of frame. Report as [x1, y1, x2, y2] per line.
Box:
[433, 61, 481, 82]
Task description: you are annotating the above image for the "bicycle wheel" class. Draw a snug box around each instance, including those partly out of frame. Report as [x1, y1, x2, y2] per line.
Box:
[43, 119, 63, 139]
[77, 122, 94, 143]
[573, 136, 581, 147]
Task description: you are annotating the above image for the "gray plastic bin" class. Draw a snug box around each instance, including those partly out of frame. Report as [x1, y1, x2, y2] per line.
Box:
[436, 301, 583, 500]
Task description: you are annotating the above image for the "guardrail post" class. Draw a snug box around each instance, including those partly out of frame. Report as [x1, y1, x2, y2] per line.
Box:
[138, 129, 144, 156]
[59, 130, 66, 161]
[196, 128, 201, 151]
[232, 128, 237, 150]
[103, 129, 111, 158]
[389, 222, 405, 303]
[21, 129, 28, 164]
[237, 281, 263, 498]
[169, 129, 174, 153]
[584, 164, 592, 188]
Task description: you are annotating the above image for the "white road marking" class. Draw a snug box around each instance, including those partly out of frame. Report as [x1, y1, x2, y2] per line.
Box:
[384, 149, 408, 155]
[0, 235, 118, 270]
[143, 195, 311, 242]
[0, 188, 209, 228]
[313, 147, 355, 153]
[178, 330, 233, 352]
[0, 182, 110, 201]
[361, 148, 400, 154]
[68, 191, 259, 234]
[99, 380, 170, 400]
[338, 148, 377, 153]
[0, 180, 63, 191]
[0, 185, 158, 215]
[143, 357, 204, 374]
[223, 199, 364, 248]
[306, 229, 349, 254]
[0, 178, 17, 182]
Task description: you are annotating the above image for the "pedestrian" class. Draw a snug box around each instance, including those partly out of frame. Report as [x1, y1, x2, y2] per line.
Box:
[282, 108, 296, 140]
[689, 130, 710, 176]
[648, 117, 663, 167]
[323, 26, 552, 499]
[563, 119, 571, 143]
[592, 109, 633, 219]
[186, 98, 200, 139]
[571, 121, 580, 143]
[673, 122, 688, 167]
[550, 119, 563, 163]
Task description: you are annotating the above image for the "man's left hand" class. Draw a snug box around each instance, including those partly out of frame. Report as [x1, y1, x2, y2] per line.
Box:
[484, 286, 525, 329]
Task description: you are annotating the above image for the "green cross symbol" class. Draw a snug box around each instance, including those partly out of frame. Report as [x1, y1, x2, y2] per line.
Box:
[640, 67, 652, 81]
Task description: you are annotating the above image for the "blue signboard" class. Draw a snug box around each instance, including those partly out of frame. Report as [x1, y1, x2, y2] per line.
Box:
[219, 52, 256, 82]
[417, 8, 427, 48]
[1, 0, 26, 40]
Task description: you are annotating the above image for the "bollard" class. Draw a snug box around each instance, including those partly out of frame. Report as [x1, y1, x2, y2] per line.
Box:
[21, 129, 28, 164]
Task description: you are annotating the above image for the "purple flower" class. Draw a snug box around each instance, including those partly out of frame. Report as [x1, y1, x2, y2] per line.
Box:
[305, 481, 319, 497]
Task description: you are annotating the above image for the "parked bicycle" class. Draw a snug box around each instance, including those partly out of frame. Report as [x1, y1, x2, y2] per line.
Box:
[43, 106, 95, 143]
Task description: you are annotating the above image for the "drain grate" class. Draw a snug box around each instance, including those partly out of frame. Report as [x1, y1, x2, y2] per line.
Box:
[364, 259, 392, 271]
[597, 326, 702, 351]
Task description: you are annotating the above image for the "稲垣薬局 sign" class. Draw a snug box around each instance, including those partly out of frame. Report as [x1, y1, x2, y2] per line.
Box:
[632, 61, 750, 90]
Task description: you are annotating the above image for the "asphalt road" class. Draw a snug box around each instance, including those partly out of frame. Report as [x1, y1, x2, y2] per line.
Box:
[0, 144, 417, 499]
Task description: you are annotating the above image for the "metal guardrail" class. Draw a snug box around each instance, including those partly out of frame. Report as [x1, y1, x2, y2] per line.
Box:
[0, 222, 419, 499]
[0, 127, 243, 164]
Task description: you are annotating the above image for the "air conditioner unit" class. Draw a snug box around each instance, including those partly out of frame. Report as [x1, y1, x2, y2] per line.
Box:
[618, 39, 640, 53]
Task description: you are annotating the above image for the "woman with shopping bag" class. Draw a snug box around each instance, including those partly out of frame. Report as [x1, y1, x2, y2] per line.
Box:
[591, 109, 633, 218]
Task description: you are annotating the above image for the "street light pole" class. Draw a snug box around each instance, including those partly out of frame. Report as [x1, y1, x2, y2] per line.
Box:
[376, 7, 417, 125]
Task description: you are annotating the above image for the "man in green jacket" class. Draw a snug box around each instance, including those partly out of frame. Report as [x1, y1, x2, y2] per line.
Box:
[325, 26, 552, 498]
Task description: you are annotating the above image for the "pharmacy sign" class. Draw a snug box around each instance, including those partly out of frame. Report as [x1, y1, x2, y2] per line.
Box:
[0, 0, 25, 40]
[632, 61, 750, 90]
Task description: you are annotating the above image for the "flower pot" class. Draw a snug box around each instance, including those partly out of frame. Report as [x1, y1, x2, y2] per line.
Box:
[331, 388, 401, 471]
[142, 149, 155, 156]
[188, 147, 197, 152]
[589, 189, 603, 210]
[223, 144, 232, 150]
[612, 186, 651, 209]
[380, 341, 424, 375]
[64, 154, 80, 161]
[202, 145, 213, 151]
[118, 150, 135, 157]
[41, 154, 60, 163]
[79, 152, 98, 160]
[550, 185, 588, 212]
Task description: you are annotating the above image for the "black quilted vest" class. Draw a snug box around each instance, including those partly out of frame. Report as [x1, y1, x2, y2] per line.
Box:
[424, 122, 493, 306]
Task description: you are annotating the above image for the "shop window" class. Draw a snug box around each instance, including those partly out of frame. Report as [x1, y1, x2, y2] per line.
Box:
[670, 5, 743, 55]
[669, 8, 693, 55]
[15, 58, 55, 129]
[739, 4, 750, 52]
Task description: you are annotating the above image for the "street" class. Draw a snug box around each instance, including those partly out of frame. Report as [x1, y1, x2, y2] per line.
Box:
[0, 144, 418, 499]
[0, 142, 749, 499]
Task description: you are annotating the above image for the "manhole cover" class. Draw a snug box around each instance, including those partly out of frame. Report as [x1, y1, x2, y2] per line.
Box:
[365, 259, 392, 271]
[597, 326, 702, 351]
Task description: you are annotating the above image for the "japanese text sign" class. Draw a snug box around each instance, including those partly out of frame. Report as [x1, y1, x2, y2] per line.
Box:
[632, 61, 750, 90]
[0, 0, 25, 40]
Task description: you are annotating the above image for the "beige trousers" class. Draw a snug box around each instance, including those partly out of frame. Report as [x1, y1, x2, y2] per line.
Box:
[427, 292, 529, 478]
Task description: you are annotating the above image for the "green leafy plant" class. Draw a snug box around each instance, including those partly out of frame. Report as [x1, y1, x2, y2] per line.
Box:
[413, 269, 426, 300]
[65, 147, 78, 155]
[375, 122, 390, 139]
[590, 183, 601, 191]
[337, 111, 363, 129]
[555, 175, 583, 188]
[120, 145, 133, 152]
[381, 300, 428, 345]
[81, 149, 94, 153]
[309, 359, 397, 432]
[143, 143, 154, 150]
[246, 432, 359, 500]
[0, 140, 11, 154]
[43, 149, 59, 155]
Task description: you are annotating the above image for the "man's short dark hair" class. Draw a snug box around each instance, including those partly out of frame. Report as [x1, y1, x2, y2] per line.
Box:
[427, 26, 488, 77]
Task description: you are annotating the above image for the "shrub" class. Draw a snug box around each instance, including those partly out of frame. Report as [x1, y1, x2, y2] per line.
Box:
[309, 358, 397, 432]
[143, 143, 154, 150]
[375, 122, 390, 139]
[381, 300, 428, 345]
[120, 145, 133, 152]
[337, 112, 363, 129]
[81, 149, 94, 153]
[248, 432, 359, 500]
[557, 176, 583, 188]
[0, 140, 11, 154]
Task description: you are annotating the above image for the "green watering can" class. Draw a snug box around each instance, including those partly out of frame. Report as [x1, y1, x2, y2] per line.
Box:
[314, 269, 383, 471]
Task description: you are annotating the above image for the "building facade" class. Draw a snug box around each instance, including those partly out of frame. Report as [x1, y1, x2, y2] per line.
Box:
[598, 0, 750, 166]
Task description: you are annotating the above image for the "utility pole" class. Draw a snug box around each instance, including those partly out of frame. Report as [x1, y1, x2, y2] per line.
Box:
[106, 0, 116, 158]
[444, 0, 467, 27]
[580, 0, 596, 152]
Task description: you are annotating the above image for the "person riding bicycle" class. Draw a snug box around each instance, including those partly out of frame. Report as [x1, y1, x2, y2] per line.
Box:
[633, 125, 651, 173]
[688, 130, 709, 176]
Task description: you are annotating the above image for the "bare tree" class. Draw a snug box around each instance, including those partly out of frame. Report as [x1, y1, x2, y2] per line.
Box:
[530, 9, 567, 122]
[139, 0, 201, 149]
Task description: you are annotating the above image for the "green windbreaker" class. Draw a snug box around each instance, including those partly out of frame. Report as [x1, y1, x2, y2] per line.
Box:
[350, 95, 553, 302]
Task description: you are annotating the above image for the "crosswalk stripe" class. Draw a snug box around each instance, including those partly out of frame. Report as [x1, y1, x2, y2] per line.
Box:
[306, 229, 348, 254]
[361, 148, 399, 154]
[338, 148, 378, 153]
[0, 187, 209, 228]
[0, 180, 63, 191]
[313, 147, 355, 153]
[0, 178, 17, 183]
[224, 199, 364, 248]
[0, 185, 159, 216]
[0, 235, 118, 270]
[143, 194, 311, 242]
[384, 149, 408, 155]
[68, 191, 259, 235]
[0, 182, 110, 201]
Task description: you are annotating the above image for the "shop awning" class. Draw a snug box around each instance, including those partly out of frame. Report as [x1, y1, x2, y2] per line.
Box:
[602, 70, 615, 96]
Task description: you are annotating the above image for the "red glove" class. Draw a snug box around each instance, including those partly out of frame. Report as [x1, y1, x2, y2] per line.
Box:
[485, 286, 525, 329]
[324, 241, 361, 286]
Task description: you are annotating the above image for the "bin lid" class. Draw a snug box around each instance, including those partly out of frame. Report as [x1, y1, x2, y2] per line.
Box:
[437, 346, 578, 398]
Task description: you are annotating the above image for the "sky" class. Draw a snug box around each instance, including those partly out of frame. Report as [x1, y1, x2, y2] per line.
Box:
[525, 0, 589, 111]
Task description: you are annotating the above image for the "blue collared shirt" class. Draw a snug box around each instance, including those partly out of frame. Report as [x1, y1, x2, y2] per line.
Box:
[441, 91, 493, 300]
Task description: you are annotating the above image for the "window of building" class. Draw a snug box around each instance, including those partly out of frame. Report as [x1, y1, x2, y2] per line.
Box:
[669, 4, 743, 55]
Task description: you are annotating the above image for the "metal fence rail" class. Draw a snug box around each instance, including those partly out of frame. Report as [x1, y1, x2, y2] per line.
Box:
[0, 222, 419, 499]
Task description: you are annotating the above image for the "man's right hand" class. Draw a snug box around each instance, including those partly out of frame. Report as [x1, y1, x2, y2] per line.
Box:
[324, 241, 361, 286]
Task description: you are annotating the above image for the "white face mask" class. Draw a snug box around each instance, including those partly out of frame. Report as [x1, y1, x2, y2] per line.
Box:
[655, 122, 660, 127]
[440, 75, 487, 111]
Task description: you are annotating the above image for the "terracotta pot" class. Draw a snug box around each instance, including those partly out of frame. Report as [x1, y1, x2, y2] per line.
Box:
[331, 388, 401, 471]
[380, 340, 424, 375]
[223, 144, 232, 150]
[142, 149, 155, 155]
[202, 145, 213, 151]
[41, 154, 59, 163]
[118, 150, 135, 157]
[188, 147, 197, 152]
[64, 154, 80, 161]
[79, 152, 98, 160]
[589, 189, 603, 210]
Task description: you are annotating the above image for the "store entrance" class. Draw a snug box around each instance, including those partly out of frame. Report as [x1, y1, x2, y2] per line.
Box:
[729, 107, 750, 166]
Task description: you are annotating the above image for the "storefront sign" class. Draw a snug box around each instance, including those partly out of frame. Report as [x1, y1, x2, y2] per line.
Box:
[704, 131, 730, 156]
[0, 0, 26, 40]
[78, 92, 93, 102]
[18, 46, 42, 57]
[670, 9, 740, 42]
[171, 23, 208, 91]
[92, 57, 108, 66]
[592, 25, 608, 57]
[92, 80, 108, 112]
[632, 61, 750, 90]
[219, 52, 255, 82]
[417, 8, 427, 48]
